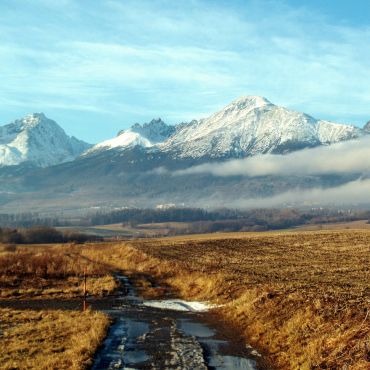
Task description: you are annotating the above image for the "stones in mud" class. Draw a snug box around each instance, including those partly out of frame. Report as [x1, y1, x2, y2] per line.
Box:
[167, 322, 207, 369]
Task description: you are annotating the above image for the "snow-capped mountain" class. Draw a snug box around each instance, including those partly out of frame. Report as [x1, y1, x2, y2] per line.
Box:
[160, 96, 365, 158]
[0, 96, 368, 213]
[85, 118, 176, 155]
[84, 96, 365, 161]
[0, 113, 91, 167]
[1, 97, 366, 170]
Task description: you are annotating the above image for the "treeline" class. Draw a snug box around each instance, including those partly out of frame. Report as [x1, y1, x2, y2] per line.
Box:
[0, 213, 67, 228]
[2, 207, 370, 232]
[92, 207, 370, 230]
[0, 226, 101, 244]
[90, 207, 239, 226]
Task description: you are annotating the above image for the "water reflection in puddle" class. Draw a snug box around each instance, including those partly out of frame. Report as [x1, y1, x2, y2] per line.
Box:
[178, 318, 257, 370]
[92, 318, 150, 369]
[179, 319, 216, 338]
[209, 355, 257, 370]
[92, 275, 261, 369]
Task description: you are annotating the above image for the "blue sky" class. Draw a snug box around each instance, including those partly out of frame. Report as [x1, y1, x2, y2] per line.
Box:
[1, 0, 370, 143]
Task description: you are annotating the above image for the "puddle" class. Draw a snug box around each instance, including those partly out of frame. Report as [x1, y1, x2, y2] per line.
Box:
[124, 350, 149, 364]
[179, 319, 216, 338]
[209, 355, 257, 370]
[92, 318, 150, 369]
[92, 275, 261, 369]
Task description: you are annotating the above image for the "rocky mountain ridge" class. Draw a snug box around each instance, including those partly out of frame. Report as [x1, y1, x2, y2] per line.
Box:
[0, 113, 91, 167]
[1, 97, 368, 169]
[85, 95, 367, 160]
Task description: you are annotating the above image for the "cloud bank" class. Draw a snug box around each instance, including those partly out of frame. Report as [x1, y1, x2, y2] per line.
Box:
[169, 137, 370, 208]
[209, 179, 370, 209]
[175, 136, 370, 178]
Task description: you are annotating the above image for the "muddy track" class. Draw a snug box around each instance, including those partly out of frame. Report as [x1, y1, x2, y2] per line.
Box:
[0, 274, 266, 369]
[92, 275, 263, 370]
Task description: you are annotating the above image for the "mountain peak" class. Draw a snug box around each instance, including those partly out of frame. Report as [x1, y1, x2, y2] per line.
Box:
[17, 112, 47, 127]
[88, 118, 176, 155]
[0, 114, 90, 167]
[26, 112, 46, 119]
[149, 117, 165, 125]
[13, 113, 64, 133]
[130, 118, 167, 132]
[228, 95, 272, 110]
[131, 118, 176, 144]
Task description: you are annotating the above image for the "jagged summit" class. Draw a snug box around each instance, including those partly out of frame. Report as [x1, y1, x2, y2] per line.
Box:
[85, 118, 176, 154]
[128, 118, 176, 143]
[0, 113, 91, 167]
[364, 121, 370, 132]
[17, 112, 47, 127]
[1, 113, 53, 139]
[117, 118, 166, 136]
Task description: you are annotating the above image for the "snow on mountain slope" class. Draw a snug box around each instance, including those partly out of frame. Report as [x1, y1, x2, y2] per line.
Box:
[83, 95, 367, 161]
[85, 118, 175, 154]
[87, 131, 153, 153]
[160, 96, 365, 158]
[364, 121, 370, 132]
[0, 113, 91, 167]
[316, 120, 363, 143]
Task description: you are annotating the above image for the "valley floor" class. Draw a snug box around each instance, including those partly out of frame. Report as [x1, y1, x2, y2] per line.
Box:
[0, 229, 369, 369]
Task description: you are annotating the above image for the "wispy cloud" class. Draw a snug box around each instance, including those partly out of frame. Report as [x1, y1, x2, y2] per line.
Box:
[0, 0, 369, 142]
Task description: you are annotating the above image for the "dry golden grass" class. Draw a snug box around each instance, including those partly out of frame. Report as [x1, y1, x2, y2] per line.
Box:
[0, 308, 110, 370]
[0, 243, 118, 299]
[1, 231, 368, 369]
[81, 230, 370, 370]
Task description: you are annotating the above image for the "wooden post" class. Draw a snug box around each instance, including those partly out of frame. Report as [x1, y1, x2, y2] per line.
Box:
[83, 266, 87, 311]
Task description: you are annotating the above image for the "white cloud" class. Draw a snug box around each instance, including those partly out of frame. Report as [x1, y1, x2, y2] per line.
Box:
[175, 136, 370, 177]
[0, 0, 370, 142]
[171, 136, 370, 208]
[214, 179, 370, 209]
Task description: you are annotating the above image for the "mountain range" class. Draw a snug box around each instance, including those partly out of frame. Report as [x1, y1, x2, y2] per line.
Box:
[84, 95, 365, 160]
[0, 96, 368, 214]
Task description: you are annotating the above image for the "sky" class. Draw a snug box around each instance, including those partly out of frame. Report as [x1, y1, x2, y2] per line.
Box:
[1, 0, 370, 143]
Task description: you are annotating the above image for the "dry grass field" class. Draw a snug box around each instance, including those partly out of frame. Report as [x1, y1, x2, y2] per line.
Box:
[0, 230, 369, 369]
[0, 308, 109, 370]
[0, 243, 117, 299]
[60, 221, 193, 238]
[0, 243, 113, 370]
[81, 230, 370, 370]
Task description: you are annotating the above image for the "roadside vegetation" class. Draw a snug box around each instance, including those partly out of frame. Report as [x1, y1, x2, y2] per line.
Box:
[0, 243, 117, 299]
[0, 308, 109, 370]
[81, 231, 370, 369]
[0, 243, 113, 369]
